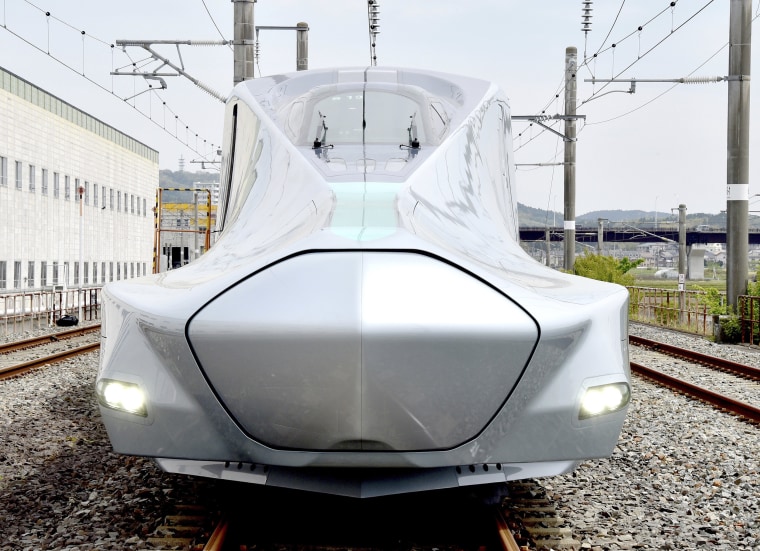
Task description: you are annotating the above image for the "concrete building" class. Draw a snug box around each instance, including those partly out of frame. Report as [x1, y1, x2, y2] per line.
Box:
[0, 67, 158, 292]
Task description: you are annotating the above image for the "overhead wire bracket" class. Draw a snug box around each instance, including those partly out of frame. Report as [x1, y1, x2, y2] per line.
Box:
[511, 114, 586, 142]
[112, 39, 230, 102]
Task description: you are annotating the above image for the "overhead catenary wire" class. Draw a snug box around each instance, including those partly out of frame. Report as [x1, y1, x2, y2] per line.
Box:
[2, 0, 220, 163]
[200, 0, 232, 51]
[515, 0, 720, 157]
[515, 1, 685, 153]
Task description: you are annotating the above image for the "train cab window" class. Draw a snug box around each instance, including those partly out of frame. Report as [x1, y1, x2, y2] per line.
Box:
[308, 91, 427, 145]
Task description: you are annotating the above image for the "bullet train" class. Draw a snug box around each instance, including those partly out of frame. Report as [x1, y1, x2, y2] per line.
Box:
[96, 66, 631, 498]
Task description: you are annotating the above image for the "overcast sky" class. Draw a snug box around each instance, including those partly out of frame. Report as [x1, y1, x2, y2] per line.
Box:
[0, 0, 755, 216]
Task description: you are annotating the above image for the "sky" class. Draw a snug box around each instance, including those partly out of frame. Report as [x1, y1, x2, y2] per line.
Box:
[0, 0, 755, 216]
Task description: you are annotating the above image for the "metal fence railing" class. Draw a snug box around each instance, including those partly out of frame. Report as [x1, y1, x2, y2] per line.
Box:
[627, 286, 714, 336]
[0, 287, 102, 337]
[738, 295, 760, 345]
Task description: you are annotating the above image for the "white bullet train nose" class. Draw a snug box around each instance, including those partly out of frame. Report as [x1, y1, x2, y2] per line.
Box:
[187, 251, 539, 452]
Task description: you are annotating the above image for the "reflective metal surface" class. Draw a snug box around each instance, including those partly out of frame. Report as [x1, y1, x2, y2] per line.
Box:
[188, 251, 537, 451]
[97, 66, 631, 498]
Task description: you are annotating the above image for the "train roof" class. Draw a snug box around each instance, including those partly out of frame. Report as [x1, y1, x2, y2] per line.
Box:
[233, 67, 501, 143]
[228, 66, 504, 181]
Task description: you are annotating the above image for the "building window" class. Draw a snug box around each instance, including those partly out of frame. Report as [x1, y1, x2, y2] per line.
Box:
[52, 262, 59, 285]
[0, 156, 7, 186]
[74, 262, 79, 285]
[27, 261, 34, 288]
[53, 172, 60, 198]
[84, 262, 89, 284]
[41, 168, 48, 195]
[131, 194, 134, 214]
[0, 261, 6, 289]
[65, 175, 71, 200]
[130, 262, 134, 278]
[92, 262, 97, 284]
[116, 262, 121, 281]
[124, 193, 129, 213]
[109, 188, 114, 210]
[63, 262, 69, 286]
[101, 262, 106, 283]
[93, 183, 98, 207]
[75, 178, 80, 202]
[136, 196, 140, 216]
[13, 261, 21, 289]
[85, 181, 90, 205]
[28, 165, 35, 192]
[117, 191, 121, 212]
[41, 261, 47, 287]
[109, 262, 113, 282]
[15, 161, 22, 189]
[143, 198, 147, 217]
[102, 186, 106, 209]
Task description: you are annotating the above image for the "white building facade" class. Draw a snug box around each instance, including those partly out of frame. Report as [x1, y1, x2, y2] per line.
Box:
[0, 67, 158, 292]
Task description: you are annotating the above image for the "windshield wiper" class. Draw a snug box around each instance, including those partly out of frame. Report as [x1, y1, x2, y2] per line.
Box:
[399, 111, 420, 157]
[312, 111, 333, 158]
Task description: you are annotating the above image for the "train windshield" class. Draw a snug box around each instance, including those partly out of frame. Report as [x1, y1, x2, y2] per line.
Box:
[309, 91, 427, 145]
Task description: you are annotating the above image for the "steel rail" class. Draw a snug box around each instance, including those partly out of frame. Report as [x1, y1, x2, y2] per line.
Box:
[494, 510, 522, 551]
[0, 342, 100, 380]
[630, 334, 760, 381]
[0, 325, 101, 355]
[203, 517, 230, 551]
[631, 361, 760, 424]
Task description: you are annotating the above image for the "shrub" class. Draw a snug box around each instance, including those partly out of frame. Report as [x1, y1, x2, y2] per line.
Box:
[720, 314, 741, 343]
[572, 253, 643, 286]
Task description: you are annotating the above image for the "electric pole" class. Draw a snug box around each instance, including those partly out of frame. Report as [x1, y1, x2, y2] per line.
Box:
[297, 22, 308, 70]
[726, 0, 751, 310]
[233, 0, 256, 84]
[563, 46, 578, 271]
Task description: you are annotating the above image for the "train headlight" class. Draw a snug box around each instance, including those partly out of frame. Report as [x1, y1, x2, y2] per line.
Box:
[579, 383, 630, 419]
[97, 379, 148, 417]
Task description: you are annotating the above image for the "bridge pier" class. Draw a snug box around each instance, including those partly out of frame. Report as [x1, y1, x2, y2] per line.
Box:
[687, 246, 706, 280]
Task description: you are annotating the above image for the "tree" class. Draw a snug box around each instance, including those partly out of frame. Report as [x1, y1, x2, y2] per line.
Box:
[573, 253, 643, 286]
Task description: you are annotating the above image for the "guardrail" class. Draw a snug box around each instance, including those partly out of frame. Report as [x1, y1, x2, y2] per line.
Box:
[0, 287, 101, 337]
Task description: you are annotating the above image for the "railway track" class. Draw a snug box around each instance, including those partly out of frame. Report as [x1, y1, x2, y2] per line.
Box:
[0, 324, 100, 354]
[629, 334, 760, 381]
[630, 335, 760, 424]
[0, 324, 100, 380]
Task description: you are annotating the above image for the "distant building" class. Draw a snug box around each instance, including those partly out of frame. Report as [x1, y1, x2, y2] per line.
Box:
[0, 66, 158, 291]
[156, 181, 218, 271]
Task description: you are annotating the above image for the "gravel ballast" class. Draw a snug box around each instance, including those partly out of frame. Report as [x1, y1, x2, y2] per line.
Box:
[541, 324, 760, 550]
[0, 353, 213, 551]
[0, 325, 758, 550]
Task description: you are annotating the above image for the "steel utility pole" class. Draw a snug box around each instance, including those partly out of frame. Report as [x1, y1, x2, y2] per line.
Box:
[726, 0, 751, 310]
[564, 46, 578, 271]
[296, 22, 308, 70]
[233, 0, 256, 84]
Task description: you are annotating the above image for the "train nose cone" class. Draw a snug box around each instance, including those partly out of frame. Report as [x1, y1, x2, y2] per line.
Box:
[187, 252, 538, 451]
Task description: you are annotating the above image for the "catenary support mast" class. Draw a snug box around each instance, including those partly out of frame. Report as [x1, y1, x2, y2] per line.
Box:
[726, 0, 751, 309]
[563, 47, 578, 271]
[233, 0, 256, 84]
